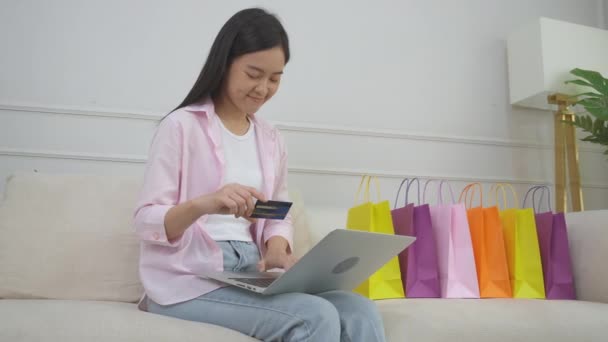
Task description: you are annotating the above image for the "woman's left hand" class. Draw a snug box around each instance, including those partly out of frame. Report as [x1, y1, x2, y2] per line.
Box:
[257, 237, 298, 271]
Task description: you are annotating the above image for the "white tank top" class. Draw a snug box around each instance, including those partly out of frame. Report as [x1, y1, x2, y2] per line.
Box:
[203, 119, 263, 242]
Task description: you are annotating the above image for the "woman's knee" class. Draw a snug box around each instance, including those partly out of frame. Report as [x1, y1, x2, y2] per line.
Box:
[285, 294, 341, 340]
[319, 291, 386, 341]
[323, 291, 379, 314]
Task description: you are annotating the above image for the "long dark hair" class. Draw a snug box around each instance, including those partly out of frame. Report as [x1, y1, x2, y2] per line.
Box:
[172, 8, 290, 113]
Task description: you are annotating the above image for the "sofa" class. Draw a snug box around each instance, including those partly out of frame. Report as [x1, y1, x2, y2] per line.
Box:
[0, 173, 606, 341]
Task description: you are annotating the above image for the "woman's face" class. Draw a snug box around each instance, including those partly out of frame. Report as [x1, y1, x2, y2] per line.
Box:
[220, 46, 285, 115]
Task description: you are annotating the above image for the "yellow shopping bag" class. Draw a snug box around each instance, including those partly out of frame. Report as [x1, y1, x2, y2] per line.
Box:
[347, 175, 405, 300]
[492, 183, 546, 299]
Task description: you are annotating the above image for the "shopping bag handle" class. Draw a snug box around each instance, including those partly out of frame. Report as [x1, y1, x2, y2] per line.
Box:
[523, 185, 552, 213]
[394, 178, 421, 208]
[406, 178, 421, 205]
[534, 186, 551, 212]
[423, 179, 455, 205]
[355, 175, 381, 204]
[459, 183, 483, 209]
[489, 183, 519, 210]
[394, 178, 409, 209]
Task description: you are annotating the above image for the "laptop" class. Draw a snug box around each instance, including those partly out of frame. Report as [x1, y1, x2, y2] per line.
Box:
[201, 229, 415, 295]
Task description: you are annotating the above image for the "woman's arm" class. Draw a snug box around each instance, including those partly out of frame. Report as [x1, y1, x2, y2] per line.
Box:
[258, 131, 296, 270]
[163, 196, 211, 242]
[262, 131, 295, 252]
[133, 118, 184, 247]
[134, 118, 267, 246]
[164, 185, 266, 242]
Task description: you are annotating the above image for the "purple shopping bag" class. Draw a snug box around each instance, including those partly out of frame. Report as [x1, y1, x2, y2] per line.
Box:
[391, 178, 440, 298]
[523, 186, 576, 300]
[424, 180, 480, 298]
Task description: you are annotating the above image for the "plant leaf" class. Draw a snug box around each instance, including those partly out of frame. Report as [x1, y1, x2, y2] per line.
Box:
[578, 98, 604, 108]
[565, 79, 594, 88]
[566, 69, 608, 156]
[569, 92, 602, 99]
[570, 68, 608, 95]
[585, 115, 593, 129]
[574, 96, 608, 120]
[585, 106, 608, 121]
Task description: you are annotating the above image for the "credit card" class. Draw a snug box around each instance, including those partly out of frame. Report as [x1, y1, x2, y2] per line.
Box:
[250, 200, 293, 220]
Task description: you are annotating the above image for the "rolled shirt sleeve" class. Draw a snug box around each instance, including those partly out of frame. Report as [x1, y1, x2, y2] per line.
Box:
[133, 117, 183, 247]
[262, 131, 294, 252]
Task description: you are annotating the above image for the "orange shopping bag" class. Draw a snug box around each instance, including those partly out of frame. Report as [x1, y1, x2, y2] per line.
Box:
[459, 183, 512, 298]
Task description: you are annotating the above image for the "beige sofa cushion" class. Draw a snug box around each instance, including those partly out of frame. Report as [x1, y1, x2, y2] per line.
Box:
[0, 173, 312, 302]
[2, 298, 606, 342]
[0, 174, 144, 302]
[287, 190, 313, 258]
[378, 299, 608, 342]
[0, 299, 256, 342]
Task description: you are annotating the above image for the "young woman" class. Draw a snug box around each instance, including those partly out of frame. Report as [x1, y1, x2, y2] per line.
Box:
[134, 8, 386, 341]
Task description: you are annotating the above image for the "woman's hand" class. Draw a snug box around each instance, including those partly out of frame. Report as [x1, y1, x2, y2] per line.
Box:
[164, 183, 265, 242]
[201, 183, 267, 219]
[257, 236, 298, 271]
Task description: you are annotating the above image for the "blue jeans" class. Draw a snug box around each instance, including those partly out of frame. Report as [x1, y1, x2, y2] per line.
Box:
[147, 241, 387, 342]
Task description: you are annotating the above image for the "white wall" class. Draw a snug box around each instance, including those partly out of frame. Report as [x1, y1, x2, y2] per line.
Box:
[604, 0, 608, 28]
[1, 0, 607, 241]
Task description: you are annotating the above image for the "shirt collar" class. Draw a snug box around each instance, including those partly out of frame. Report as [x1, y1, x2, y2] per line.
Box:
[182, 97, 273, 139]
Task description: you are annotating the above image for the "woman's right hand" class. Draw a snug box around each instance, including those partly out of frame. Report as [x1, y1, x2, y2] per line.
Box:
[202, 183, 267, 219]
[164, 184, 266, 242]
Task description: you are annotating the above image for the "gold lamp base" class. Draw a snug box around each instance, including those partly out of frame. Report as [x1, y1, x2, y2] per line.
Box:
[548, 94, 584, 213]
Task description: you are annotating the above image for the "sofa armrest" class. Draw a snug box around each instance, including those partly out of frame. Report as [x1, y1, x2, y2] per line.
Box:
[566, 210, 608, 304]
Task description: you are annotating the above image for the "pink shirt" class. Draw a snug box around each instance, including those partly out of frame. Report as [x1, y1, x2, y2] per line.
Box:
[133, 99, 294, 306]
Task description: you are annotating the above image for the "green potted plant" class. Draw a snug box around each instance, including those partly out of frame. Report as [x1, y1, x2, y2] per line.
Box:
[565, 68, 608, 155]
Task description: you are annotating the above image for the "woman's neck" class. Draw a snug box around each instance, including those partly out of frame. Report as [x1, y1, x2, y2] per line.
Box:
[213, 94, 251, 135]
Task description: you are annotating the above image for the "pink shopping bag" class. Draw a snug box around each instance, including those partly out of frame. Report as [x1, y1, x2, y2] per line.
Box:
[423, 180, 480, 298]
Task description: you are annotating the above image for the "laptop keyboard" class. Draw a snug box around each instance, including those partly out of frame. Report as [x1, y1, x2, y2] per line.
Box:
[229, 277, 276, 288]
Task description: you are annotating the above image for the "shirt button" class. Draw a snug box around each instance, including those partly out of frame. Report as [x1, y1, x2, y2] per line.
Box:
[152, 232, 160, 240]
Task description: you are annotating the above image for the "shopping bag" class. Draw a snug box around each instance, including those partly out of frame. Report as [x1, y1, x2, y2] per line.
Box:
[491, 183, 545, 299]
[347, 175, 405, 299]
[460, 183, 512, 298]
[391, 178, 440, 298]
[523, 186, 575, 299]
[424, 180, 479, 298]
